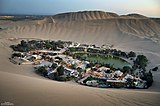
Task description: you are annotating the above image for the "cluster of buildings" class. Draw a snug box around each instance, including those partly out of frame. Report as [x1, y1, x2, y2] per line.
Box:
[9, 40, 148, 89]
[77, 65, 147, 88]
[37, 54, 89, 79]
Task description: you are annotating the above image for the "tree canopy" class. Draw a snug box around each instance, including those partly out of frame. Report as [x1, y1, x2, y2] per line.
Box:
[57, 65, 65, 76]
[128, 51, 136, 57]
[135, 55, 148, 69]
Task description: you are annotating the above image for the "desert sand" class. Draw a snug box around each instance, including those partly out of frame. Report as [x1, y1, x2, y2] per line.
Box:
[0, 11, 160, 106]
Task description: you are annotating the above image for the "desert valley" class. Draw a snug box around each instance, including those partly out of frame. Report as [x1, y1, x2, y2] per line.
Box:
[0, 11, 160, 106]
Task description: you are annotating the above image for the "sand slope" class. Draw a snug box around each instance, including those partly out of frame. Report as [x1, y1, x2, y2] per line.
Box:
[1, 70, 160, 106]
[0, 11, 160, 106]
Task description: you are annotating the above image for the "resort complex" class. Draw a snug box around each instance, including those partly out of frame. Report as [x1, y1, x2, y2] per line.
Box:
[9, 40, 154, 89]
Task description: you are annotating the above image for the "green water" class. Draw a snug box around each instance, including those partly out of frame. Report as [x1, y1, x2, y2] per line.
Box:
[75, 53, 131, 69]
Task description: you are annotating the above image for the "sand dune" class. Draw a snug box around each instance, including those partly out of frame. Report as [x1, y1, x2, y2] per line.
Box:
[53, 11, 119, 21]
[1, 70, 160, 106]
[53, 11, 149, 21]
[0, 11, 160, 106]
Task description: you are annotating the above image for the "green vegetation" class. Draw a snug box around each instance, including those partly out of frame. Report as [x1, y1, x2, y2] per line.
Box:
[10, 40, 65, 52]
[11, 53, 22, 58]
[122, 66, 133, 74]
[57, 65, 65, 76]
[141, 71, 153, 88]
[69, 47, 85, 52]
[35, 66, 48, 77]
[128, 51, 136, 58]
[134, 55, 148, 71]
[126, 78, 136, 88]
[83, 76, 98, 84]
[51, 63, 58, 70]
[152, 67, 158, 71]
[56, 76, 74, 81]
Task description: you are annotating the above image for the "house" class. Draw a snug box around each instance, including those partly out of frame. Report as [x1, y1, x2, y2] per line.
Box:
[32, 55, 42, 60]
[113, 70, 123, 78]
[86, 80, 98, 87]
[101, 44, 110, 49]
[69, 42, 80, 47]
[107, 79, 127, 88]
[77, 76, 89, 84]
[98, 67, 110, 72]
[70, 71, 79, 77]
[123, 74, 134, 81]
[79, 44, 89, 48]
[20, 58, 33, 65]
[64, 67, 79, 77]
[134, 79, 147, 89]
[34, 60, 53, 68]
[37, 49, 65, 55]
[76, 61, 89, 70]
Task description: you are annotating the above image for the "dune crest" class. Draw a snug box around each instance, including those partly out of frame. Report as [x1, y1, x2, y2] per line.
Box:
[53, 11, 119, 21]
